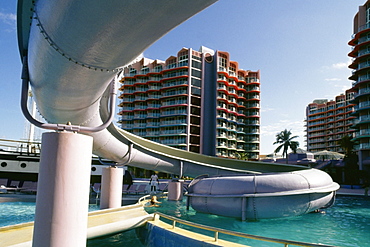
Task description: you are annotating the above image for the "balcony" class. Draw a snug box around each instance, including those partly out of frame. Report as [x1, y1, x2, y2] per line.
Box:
[134, 96, 148, 101]
[354, 61, 370, 73]
[162, 80, 188, 88]
[357, 22, 370, 34]
[355, 142, 370, 150]
[133, 114, 147, 119]
[354, 88, 370, 99]
[163, 70, 189, 78]
[148, 85, 161, 90]
[357, 48, 370, 57]
[353, 74, 370, 87]
[146, 113, 160, 118]
[307, 121, 326, 127]
[147, 121, 160, 127]
[357, 100, 370, 111]
[161, 109, 187, 116]
[120, 114, 134, 120]
[353, 115, 370, 126]
[122, 79, 135, 85]
[146, 131, 160, 136]
[161, 118, 187, 126]
[162, 99, 187, 107]
[217, 134, 228, 140]
[147, 104, 161, 109]
[147, 94, 161, 99]
[134, 105, 147, 110]
[122, 89, 136, 94]
[358, 35, 370, 45]
[161, 137, 186, 145]
[148, 76, 162, 82]
[353, 129, 370, 140]
[121, 124, 134, 129]
[246, 78, 260, 83]
[160, 128, 186, 136]
[162, 89, 188, 97]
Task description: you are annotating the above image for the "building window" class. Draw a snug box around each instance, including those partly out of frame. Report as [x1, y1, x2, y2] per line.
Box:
[218, 56, 227, 71]
[129, 68, 137, 76]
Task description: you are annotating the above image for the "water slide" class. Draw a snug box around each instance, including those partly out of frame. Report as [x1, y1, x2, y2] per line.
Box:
[18, 0, 310, 177]
[17, 0, 339, 220]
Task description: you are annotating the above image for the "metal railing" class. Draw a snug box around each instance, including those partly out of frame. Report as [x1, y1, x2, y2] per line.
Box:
[153, 212, 337, 247]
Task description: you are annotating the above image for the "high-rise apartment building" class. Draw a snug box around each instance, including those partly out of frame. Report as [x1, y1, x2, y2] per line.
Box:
[117, 47, 260, 160]
[348, 0, 370, 171]
[305, 90, 356, 153]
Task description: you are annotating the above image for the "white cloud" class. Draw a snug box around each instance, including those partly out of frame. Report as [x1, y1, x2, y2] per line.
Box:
[260, 119, 306, 154]
[331, 62, 347, 69]
[260, 106, 274, 113]
[325, 78, 341, 81]
[321, 59, 351, 71]
[0, 12, 16, 23]
[261, 120, 304, 137]
[0, 11, 16, 31]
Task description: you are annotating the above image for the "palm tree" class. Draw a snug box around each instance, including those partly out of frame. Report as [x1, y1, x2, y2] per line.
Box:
[236, 152, 250, 161]
[273, 129, 299, 163]
[337, 135, 359, 184]
[337, 135, 356, 156]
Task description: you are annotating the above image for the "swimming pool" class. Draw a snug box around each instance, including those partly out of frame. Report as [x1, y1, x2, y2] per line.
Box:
[1, 196, 369, 246]
[144, 196, 370, 247]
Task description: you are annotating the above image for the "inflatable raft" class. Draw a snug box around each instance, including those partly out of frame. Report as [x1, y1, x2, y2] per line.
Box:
[187, 169, 339, 220]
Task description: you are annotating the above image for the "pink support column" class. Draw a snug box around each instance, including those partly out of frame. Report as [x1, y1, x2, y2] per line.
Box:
[100, 166, 123, 209]
[168, 179, 184, 201]
[32, 132, 93, 247]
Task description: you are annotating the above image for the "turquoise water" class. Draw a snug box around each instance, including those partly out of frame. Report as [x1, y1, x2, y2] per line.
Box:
[144, 196, 370, 247]
[1, 196, 369, 247]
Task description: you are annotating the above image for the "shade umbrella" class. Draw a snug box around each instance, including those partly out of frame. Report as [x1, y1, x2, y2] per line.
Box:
[314, 150, 344, 161]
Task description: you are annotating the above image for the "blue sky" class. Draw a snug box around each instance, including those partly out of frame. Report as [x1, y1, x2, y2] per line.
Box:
[0, 0, 365, 155]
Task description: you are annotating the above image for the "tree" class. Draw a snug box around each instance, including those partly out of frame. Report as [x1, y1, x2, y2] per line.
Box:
[337, 135, 356, 156]
[273, 129, 299, 163]
[236, 152, 250, 161]
[337, 135, 359, 185]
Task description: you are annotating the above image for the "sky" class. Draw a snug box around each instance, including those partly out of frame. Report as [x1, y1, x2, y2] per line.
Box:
[0, 0, 366, 155]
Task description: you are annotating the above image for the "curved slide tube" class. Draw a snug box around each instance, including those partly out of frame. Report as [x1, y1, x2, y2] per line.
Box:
[18, 0, 339, 220]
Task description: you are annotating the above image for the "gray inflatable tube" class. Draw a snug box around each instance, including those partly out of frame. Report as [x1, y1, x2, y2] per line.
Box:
[187, 169, 339, 220]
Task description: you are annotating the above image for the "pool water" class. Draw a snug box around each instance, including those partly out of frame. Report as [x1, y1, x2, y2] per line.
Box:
[144, 196, 370, 247]
[1, 196, 369, 247]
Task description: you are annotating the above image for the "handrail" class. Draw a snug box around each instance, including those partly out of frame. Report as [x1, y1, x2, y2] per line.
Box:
[153, 212, 338, 247]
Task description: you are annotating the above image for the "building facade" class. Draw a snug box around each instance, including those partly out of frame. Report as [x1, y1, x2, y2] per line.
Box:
[348, 0, 370, 171]
[117, 47, 260, 160]
[305, 90, 356, 153]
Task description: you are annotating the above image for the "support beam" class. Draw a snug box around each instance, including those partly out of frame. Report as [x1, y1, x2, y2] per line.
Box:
[100, 166, 123, 209]
[168, 179, 184, 201]
[32, 132, 93, 247]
